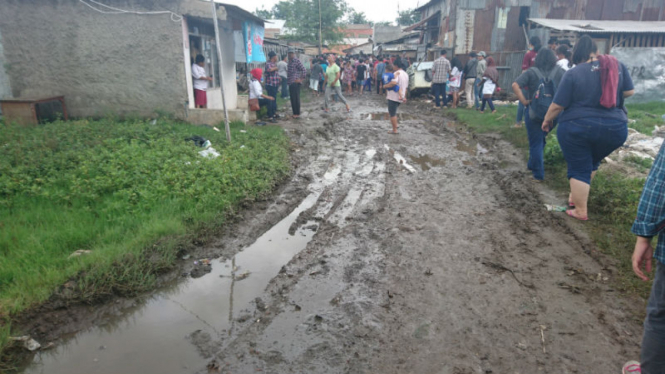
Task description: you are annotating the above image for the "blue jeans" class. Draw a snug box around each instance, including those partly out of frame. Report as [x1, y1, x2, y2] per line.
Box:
[280, 77, 289, 98]
[524, 109, 547, 180]
[266, 85, 278, 118]
[432, 83, 448, 107]
[557, 117, 628, 184]
[516, 89, 527, 123]
[474, 77, 482, 109]
[643, 261, 665, 374]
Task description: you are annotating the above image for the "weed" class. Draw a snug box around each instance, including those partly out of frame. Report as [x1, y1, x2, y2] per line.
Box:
[624, 155, 654, 173]
[0, 118, 291, 356]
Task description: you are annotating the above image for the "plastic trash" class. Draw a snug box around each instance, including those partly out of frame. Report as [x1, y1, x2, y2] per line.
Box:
[68, 250, 92, 259]
[11, 336, 41, 351]
[198, 147, 220, 159]
[545, 204, 567, 212]
[202, 140, 211, 149]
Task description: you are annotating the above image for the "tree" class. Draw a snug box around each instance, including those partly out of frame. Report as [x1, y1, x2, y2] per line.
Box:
[397, 9, 420, 26]
[271, 0, 348, 46]
[254, 7, 273, 19]
[346, 10, 370, 25]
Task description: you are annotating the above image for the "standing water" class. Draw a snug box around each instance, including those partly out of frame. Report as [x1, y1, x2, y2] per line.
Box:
[23, 174, 339, 374]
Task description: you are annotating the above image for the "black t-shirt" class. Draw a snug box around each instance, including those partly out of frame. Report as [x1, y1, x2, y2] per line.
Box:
[515, 66, 566, 101]
[356, 64, 367, 80]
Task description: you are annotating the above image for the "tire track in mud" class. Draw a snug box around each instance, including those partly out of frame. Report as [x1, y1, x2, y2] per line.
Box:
[201, 96, 644, 374]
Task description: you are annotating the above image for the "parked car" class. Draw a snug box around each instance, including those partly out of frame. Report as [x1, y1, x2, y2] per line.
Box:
[406, 61, 433, 97]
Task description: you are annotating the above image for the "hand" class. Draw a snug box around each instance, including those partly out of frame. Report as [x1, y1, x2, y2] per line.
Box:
[632, 236, 654, 281]
[541, 120, 553, 132]
[520, 99, 530, 107]
[268, 96, 275, 101]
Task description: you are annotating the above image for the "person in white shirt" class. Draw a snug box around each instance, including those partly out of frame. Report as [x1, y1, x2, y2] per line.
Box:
[192, 55, 212, 108]
[249, 68, 276, 124]
[556, 45, 573, 71]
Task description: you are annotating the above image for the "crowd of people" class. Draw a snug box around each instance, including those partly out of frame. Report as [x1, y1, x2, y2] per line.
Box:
[245, 49, 411, 132]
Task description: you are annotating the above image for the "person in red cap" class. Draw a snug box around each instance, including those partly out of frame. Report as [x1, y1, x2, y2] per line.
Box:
[249, 68, 276, 124]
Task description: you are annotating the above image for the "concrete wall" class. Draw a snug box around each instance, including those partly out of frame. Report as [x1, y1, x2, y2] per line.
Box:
[0, 0, 188, 118]
[0, 27, 12, 115]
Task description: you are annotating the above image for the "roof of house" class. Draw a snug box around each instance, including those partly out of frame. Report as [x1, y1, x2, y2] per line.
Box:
[345, 24, 372, 30]
[265, 19, 286, 30]
[216, 2, 264, 25]
[529, 18, 665, 34]
[403, 10, 439, 32]
[381, 32, 420, 45]
[342, 42, 373, 53]
[415, 0, 442, 12]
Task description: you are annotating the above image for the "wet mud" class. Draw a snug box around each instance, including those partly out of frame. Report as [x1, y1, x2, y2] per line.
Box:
[18, 94, 643, 374]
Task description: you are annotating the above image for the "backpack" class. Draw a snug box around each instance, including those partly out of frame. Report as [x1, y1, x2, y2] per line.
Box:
[529, 67, 559, 121]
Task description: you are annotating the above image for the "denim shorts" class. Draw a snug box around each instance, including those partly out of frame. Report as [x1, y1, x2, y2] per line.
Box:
[557, 117, 628, 184]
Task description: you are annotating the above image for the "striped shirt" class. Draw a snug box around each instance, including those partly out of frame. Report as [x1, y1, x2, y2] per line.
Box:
[287, 57, 306, 85]
[632, 143, 665, 264]
[432, 56, 451, 84]
[264, 62, 280, 87]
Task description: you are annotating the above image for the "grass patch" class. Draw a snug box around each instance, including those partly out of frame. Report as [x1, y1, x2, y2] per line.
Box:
[624, 155, 654, 173]
[0, 118, 291, 358]
[625, 102, 665, 135]
[449, 102, 665, 301]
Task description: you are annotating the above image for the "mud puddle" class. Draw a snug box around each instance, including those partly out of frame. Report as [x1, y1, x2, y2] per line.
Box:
[363, 112, 415, 121]
[409, 154, 445, 171]
[22, 179, 338, 374]
[456, 139, 488, 156]
[384, 144, 416, 173]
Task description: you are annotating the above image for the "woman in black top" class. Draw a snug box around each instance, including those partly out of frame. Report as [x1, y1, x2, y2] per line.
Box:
[512, 48, 565, 181]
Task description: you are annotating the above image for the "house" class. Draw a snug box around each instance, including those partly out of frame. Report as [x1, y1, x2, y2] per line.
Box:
[528, 18, 665, 54]
[343, 43, 374, 56]
[406, 0, 665, 90]
[411, 0, 665, 58]
[376, 32, 421, 59]
[264, 19, 287, 39]
[0, 0, 264, 124]
[342, 24, 374, 46]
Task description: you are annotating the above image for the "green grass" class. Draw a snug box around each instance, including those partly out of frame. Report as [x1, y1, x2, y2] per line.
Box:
[624, 155, 654, 173]
[0, 118, 291, 360]
[625, 102, 665, 135]
[448, 102, 665, 301]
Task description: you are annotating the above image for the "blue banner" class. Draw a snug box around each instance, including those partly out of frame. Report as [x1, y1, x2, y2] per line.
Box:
[242, 21, 266, 63]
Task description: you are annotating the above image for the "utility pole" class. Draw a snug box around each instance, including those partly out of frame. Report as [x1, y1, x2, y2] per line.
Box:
[210, 0, 232, 142]
[318, 0, 322, 54]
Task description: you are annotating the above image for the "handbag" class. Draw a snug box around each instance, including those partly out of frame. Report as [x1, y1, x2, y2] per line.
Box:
[249, 98, 260, 112]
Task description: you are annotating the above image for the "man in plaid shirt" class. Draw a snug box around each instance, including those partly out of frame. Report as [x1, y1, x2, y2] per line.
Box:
[264, 51, 280, 121]
[431, 50, 451, 108]
[287, 49, 307, 118]
[628, 143, 665, 374]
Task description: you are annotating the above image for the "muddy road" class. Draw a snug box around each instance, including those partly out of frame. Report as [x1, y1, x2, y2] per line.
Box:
[22, 94, 642, 374]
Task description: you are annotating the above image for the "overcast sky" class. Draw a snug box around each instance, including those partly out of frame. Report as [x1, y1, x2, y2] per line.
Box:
[221, 0, 424, 24]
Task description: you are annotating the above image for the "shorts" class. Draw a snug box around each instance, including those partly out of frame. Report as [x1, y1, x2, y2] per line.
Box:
[388, 100, 400, 117]
[194, 89, 207, 107]
[357, 80, 364, 87]
[557, 117, 628, 184]
[449, 86, 460, 93]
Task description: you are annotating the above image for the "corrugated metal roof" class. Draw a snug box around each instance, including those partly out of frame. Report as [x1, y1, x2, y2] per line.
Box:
[265, 19, 286, 29]
[529, 18, 665, 34]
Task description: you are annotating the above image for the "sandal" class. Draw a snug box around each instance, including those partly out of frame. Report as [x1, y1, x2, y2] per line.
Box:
[566, 210, 588, 221]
